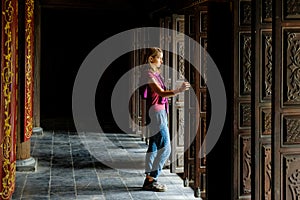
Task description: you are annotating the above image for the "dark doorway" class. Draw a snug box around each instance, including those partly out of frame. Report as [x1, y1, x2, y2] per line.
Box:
[40, 7, 155, 131]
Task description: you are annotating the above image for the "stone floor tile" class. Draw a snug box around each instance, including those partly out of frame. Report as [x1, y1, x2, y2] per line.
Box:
[12, 131, 199, 200]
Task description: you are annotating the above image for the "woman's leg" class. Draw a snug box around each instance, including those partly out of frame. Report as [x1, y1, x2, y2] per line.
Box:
[149, 111, 171, 179]
[143, 110, 170, 192]
[145, 137, 157, 176]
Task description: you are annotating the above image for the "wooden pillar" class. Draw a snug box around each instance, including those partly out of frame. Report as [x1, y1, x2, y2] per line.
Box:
[0, 0, 18, 198]
[33, 0, 42, 134]
[16, 0, 36, 171]
[23, 0, 35, 141]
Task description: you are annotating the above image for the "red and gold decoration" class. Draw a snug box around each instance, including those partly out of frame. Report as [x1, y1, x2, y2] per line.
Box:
[0, 0, 18, 198]
[24, 0, 34, 141]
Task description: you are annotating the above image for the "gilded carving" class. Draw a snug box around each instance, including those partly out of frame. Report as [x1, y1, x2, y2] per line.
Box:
[241, 34, 252, 95]
[287, 32, 300, 102]
[263, 34, 272, 98]
[1, 0, 17, 198]
[24, 0, 34, 140]
[242, 137, 251, 195]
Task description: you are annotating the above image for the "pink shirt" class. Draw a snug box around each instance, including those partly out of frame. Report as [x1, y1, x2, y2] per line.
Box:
[143, 70, 168, 113]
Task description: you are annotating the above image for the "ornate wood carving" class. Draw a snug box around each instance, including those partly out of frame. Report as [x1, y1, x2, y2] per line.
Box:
[176, 108, 184, 168]
[286, 31, 300, 103]
[200, 11, 207, 33]
[262, 0, 272, 22]
[283, 116, 300, 144]
[200, 118, 206, 166]
[285, 0, 300, 19]
[171, 14, 185, 173]
[240, 1, 251, 26]
[252, 2, 273, 198]
[200, 37, 207, 87]
[241, 137, 251, 195]
[273, 2, 300, 199]
[183, 4, 207, 198]
[177, 41, 185, 80]
[262, 33, 272, 99]
[240, 103, 251, 128]
[201, 92, 207, 112]
[284, 155, 300, 200]
[262, 109, 271, 135]
[24, 0, 35, 141]
[262, 145, 272, 200]
[234, 1, 252, 199]
[240, 33, 252, 95]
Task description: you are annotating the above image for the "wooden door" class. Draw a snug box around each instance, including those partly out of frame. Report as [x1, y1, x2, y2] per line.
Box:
[132, 29, 151, 141]
[233, 0, 252, 199]
[160, 14, 186, 173]
[183, 2, 208, 198]
[170, 14, 186, 173]
[252, 0, 272, 199]
[273, 1, 300, 199]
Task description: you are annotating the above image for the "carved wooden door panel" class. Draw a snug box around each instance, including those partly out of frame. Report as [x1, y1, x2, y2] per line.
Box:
[183, 3, 208, 198]
[160, 14, 186, 173]
[159, 16, 172, 167]
[170, 14, 185, 173]
[132, 29, 144, 139]
[233, 1, 252, 199]
[159, 15, 185, 173]
[132, 29, 152, 141]
[252, 1, 272, 199]
[273, 1, 300, 200]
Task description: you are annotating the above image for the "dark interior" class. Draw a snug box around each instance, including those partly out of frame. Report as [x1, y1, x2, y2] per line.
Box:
[40, 2, 160, 131]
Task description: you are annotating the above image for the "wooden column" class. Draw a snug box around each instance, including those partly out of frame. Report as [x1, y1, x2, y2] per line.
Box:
[23, 0, 35, 141]
[33, 0, 42, 134]
[16, 0, 36, 172]
[0, 0, 18, 198]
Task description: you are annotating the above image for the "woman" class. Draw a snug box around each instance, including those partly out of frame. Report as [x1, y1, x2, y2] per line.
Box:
[141, 47, 190, 192]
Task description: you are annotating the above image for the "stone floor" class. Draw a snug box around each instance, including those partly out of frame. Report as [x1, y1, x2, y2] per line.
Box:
[12, 131, 199, 200]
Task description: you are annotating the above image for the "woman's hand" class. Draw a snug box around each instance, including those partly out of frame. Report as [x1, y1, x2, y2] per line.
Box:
[179, 82, 191, 92]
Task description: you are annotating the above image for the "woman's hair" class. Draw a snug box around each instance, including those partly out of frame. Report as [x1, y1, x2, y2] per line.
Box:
[143, 47, 163, 72]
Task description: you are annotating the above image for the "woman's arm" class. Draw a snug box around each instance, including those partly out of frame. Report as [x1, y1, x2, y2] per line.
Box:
[148, 77, 190, 98]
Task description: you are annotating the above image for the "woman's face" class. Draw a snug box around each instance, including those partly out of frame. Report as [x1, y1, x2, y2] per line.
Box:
[150, 52, 163, 68]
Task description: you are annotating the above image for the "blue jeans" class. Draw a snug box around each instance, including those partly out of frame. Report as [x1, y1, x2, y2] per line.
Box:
[145, 109, 171, 180]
